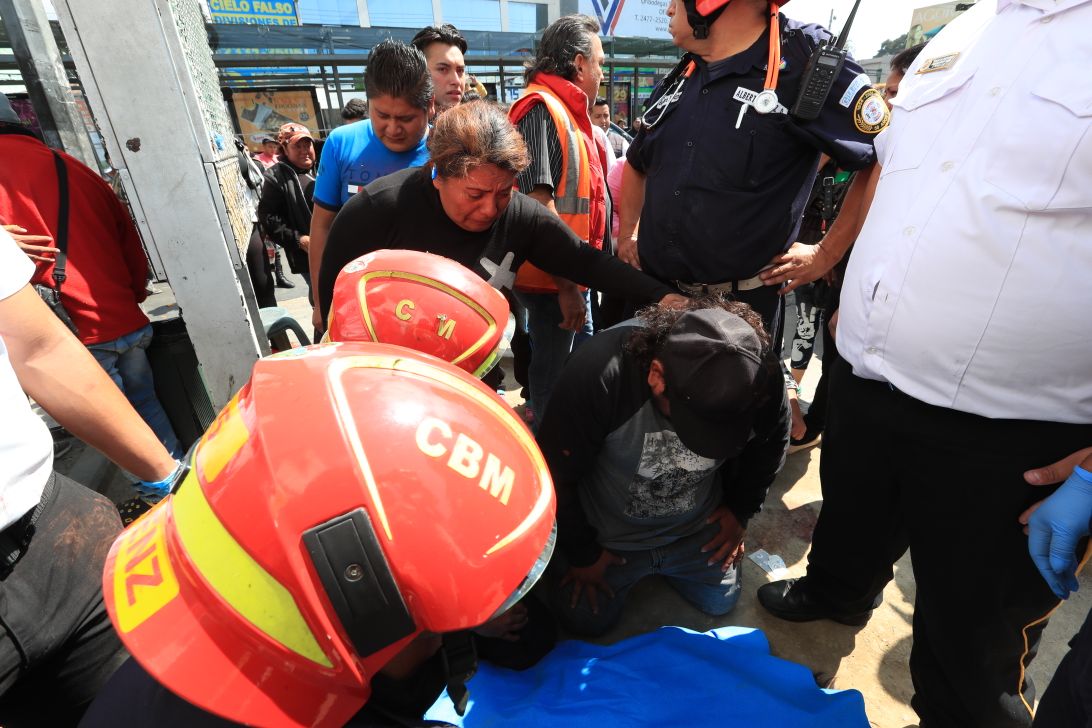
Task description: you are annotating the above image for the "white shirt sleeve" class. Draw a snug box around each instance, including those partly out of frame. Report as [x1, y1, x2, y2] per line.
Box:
[0, 229, 35, 301]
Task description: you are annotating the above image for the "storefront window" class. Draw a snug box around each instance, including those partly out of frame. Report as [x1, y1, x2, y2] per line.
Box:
[508, 1, 548, 32]
[443, 0, 501, 31]
[298, 0, 360, 25]
[367, 0, 435, 27]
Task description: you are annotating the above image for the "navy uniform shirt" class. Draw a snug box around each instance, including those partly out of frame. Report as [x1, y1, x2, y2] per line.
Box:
[627, 17, 884, 285]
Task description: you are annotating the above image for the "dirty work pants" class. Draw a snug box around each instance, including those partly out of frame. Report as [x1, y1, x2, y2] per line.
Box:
[0, 472, 127, 727]
[804, 357, 1092, 728]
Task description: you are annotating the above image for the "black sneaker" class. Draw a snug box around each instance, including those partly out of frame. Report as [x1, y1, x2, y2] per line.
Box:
[275, 275, 296, 289]
[788, 427, 822, 454]
[757, 578, 873, 626]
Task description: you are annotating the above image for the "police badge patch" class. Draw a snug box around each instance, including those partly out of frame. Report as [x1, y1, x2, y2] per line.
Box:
[854, 88, 890, 134]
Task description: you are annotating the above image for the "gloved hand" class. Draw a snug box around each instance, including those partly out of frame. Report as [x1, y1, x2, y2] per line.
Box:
[135, 459, 184, 503]
[1027, 466, 1092, 600]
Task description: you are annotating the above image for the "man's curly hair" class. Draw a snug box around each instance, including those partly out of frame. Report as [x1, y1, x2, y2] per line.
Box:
[625, 295, 771, 370]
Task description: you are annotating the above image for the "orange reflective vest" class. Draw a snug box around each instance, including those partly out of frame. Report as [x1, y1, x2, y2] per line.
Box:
[509, 74, 607, 294]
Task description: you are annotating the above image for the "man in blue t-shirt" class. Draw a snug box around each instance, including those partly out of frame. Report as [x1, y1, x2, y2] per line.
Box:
[308, 39, 433, 330]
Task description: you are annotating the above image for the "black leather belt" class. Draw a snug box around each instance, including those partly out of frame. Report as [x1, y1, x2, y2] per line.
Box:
[674, 273, 766, 295]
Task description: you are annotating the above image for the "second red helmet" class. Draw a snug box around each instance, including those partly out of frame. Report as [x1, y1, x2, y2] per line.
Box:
[325, 249, 511, 378]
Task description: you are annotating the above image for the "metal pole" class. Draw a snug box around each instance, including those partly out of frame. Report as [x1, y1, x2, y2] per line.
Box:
[331, 63, 346, 109]
[499, 63, 506, 102]
[319, 66, 335, 125]
[0, 0, 98, 167]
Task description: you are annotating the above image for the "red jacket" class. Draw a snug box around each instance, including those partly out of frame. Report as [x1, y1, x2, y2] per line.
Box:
[0, 133, 149, 345]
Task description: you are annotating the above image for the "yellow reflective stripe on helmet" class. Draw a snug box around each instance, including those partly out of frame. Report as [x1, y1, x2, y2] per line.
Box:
[172, 472, 332, 668]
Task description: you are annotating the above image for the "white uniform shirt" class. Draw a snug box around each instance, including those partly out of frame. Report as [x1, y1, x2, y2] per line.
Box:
[837, 0, 1092, 423]
[0, 229, 53, 529]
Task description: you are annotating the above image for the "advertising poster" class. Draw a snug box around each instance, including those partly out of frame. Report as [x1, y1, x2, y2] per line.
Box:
[581, 0, 671, 38]
[208, 0, 299, 83]
[225, 88, 323, 151]
[906, 2, 967, 47]
[206, 0, 298, 25]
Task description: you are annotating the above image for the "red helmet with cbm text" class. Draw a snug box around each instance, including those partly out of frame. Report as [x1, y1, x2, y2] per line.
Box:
[101, 342, 555, 727]
[325, 249, 510, 378]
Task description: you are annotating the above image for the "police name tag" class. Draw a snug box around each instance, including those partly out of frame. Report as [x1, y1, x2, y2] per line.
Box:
[733, 86, 787, 117]
[734, 87, 759, 106]
[916, 52, 960, 75]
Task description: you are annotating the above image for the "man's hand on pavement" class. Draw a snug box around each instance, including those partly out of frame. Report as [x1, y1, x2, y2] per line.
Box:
[556, 284, 587, 332]
[1019, 447, 1092, 600]
[618, 235, 641, 270]
[760, 243, 835, 295]
[4, 225, 56, 263]
[561, 549, 626, 614]
[701, 506, 746, 572]
[472, 602, 529, 642]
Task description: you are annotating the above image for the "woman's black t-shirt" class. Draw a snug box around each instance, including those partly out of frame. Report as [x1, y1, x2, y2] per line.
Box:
[317, 167, 672, 318]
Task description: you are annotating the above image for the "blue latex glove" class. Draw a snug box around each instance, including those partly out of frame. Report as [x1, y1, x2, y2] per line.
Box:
[1028, 466, 1092, 599]
[135, 460, 184, 503]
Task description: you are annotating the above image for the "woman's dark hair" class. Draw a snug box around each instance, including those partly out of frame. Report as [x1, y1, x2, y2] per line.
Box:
[428, 101, 531, 178]
[625, 295, 773, 371]
[525, 14, 600, 82]
[891, 43, 927, 76]
[411, 24, 468, 55]
[365, 39, 434, 112]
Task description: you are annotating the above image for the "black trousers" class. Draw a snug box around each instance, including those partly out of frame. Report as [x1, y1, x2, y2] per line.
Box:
[0, 472, 127, 726]
[807, 358, 1092, 728]
[1035, 606, 1092, 727]
[245, 225, 277, 309]
[802, 305, 839, 434]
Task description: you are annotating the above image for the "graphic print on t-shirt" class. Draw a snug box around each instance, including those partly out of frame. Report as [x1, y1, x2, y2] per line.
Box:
[625, 430, 718, 519]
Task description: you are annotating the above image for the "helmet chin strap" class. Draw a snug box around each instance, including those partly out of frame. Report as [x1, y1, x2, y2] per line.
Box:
[684, 0, 784, 90]
[685, 0, 728, 40]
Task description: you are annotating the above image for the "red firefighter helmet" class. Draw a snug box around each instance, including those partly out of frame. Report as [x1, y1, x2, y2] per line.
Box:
[684, 0, 789, 39]
[325, 249, 510, 378]
[101, 342, 555, 727]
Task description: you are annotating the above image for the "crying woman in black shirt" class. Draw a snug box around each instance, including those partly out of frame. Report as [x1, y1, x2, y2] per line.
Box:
[316, 101, 686, 324]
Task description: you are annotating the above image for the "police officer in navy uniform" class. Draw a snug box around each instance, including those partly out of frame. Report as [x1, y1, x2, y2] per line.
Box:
[617, 0, 888, 339]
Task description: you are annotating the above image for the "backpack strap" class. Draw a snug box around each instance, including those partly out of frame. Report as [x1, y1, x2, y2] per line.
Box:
[49, 150, 71, 292]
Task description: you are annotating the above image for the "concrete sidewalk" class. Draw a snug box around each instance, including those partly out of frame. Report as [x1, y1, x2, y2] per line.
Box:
[60, 275, 1090, 727]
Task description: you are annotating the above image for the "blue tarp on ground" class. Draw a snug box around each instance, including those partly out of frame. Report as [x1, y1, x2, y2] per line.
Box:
[425, 626, 869, 727]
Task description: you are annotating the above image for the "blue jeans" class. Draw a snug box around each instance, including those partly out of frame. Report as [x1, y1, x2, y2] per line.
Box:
[88, 324, 184, 459]
[515, 290, 594, 429]
[550, 523, 742, 637]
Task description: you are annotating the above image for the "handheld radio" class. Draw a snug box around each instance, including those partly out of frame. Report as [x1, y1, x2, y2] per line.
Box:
[791, 43, 846, 120]
[790, 0, 863, 121]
